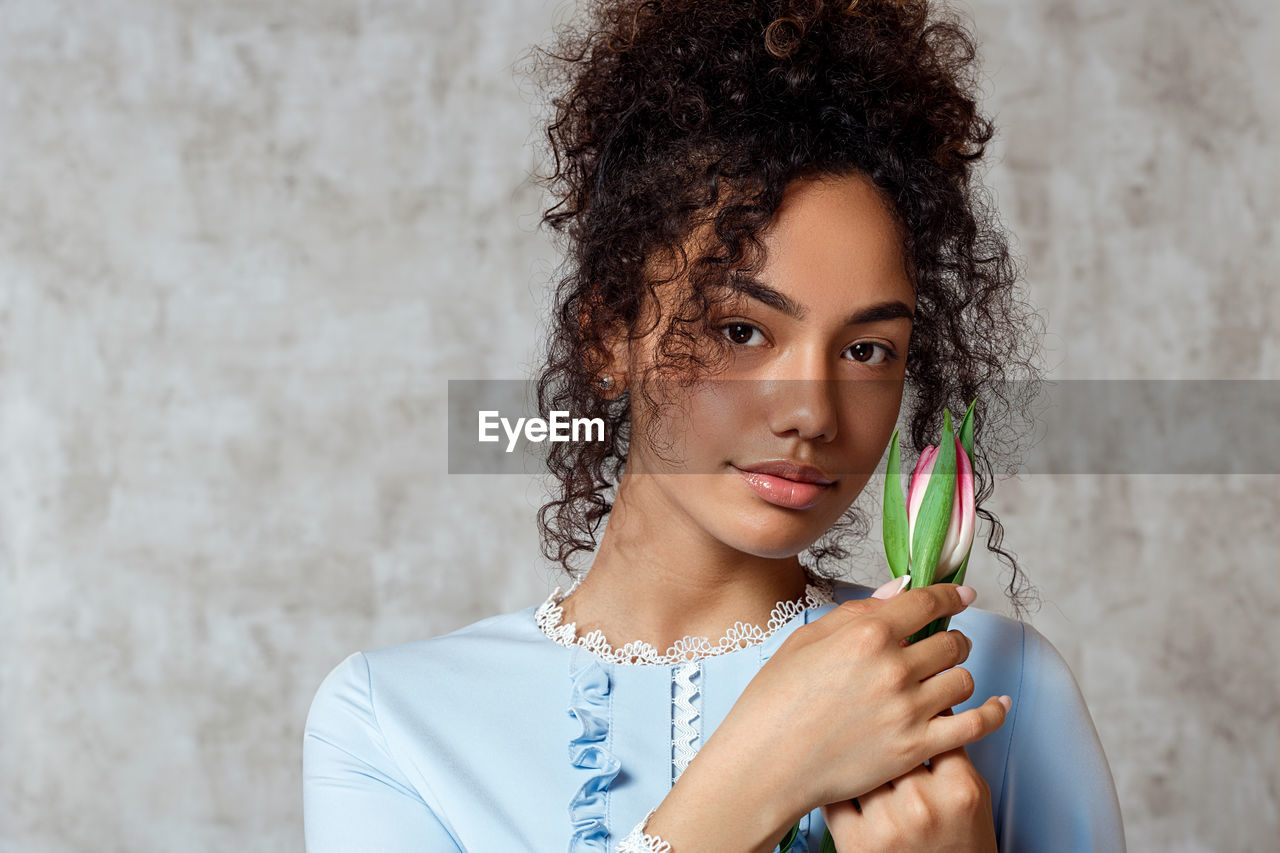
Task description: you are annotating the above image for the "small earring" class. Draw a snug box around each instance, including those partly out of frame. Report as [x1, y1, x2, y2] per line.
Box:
[597, 375, 614, 391]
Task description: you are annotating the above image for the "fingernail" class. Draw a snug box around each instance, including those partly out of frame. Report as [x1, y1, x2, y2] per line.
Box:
[872, 575, 911, 599]
[956, 585, 977, 606]
[998, 695, 1012, 712]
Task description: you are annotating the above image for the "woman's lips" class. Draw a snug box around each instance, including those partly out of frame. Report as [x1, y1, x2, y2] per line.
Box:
[733, 466, 833, 509]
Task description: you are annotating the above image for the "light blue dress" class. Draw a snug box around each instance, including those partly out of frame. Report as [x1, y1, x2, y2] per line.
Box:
[303, 578, 1125, 852]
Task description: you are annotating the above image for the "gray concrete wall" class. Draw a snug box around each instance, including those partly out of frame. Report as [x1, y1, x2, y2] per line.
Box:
[1, 1, 1275, 850]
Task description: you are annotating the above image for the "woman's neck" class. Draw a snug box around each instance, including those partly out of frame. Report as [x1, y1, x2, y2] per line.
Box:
[555, 478, 816, 654]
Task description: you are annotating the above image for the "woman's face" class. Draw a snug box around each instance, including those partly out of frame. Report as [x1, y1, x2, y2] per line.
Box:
[617, 171, 916, 559]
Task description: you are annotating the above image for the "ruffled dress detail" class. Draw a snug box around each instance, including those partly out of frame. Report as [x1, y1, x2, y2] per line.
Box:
[546, 573, 836, 851]
[567, 652, 620, 852]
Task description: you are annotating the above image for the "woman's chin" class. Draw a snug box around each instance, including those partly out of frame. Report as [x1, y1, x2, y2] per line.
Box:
[719, 523, 830, 561]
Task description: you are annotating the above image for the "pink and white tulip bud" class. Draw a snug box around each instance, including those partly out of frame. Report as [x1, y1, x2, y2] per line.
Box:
[906, 435, 975, 582]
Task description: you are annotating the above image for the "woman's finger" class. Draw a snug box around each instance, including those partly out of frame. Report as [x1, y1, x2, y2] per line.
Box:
[922, 695, 1011, 755]
[845, 778, 894, 816]
[820, 797, 861, 843]
[917, 665, 978, 715]
[832, 584, 974, 650]
[807, 594, 889, 640]
[925, 742, 975, 778]
[877, 585, 975, 642]
[901, 628, 971, 681]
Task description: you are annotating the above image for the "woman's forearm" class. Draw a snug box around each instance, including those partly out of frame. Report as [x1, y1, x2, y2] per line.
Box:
[636, 723, 810, 853]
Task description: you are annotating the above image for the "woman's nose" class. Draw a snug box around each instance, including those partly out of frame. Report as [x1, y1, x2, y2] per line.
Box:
[763, 358, 840, 443]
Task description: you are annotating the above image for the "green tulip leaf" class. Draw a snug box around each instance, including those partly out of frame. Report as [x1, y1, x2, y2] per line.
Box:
[958, 397, 976, 462]
[882, 429, 909, 579]
[820, 828, 838, 853]
[777, 821, 800, 851]
[906, 410, 957, 644]
[949, 550, 971, 588]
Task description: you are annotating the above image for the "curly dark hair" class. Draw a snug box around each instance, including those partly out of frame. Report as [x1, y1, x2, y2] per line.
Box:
[519, 0, 1045, 618]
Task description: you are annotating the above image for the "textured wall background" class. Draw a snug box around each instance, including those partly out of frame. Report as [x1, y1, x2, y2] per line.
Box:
[1, 0, 1275, 851]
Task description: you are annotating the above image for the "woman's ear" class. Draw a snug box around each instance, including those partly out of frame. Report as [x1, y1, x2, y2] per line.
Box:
[595, 322, 629, 398]
[580, 291, 629, 398]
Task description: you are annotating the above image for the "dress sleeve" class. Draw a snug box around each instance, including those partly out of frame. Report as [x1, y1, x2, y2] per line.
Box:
[997, 623, 1126, 852]
[615, 807, 672, 852]
[302, 651, 464, 852]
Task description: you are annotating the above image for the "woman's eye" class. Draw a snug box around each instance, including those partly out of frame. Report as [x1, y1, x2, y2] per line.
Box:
[719, 323, 765, 346]
[846, 341, 897, 365]
[719, 325, 897, 365]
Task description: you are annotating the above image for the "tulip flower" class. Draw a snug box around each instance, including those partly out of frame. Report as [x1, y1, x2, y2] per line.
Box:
[882, 399, 978, 642]
[906, 430, 975, 584]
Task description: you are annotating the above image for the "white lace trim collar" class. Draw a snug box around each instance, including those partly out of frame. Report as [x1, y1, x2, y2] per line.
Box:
[534, 572, 837, 666]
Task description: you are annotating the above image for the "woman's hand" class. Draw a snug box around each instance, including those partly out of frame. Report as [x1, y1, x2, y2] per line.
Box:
[820, 741, 999, 852]
[700, 582, 1009, 827]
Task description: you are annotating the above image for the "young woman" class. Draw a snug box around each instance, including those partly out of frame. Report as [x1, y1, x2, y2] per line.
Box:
[303, 1, 1124, 850]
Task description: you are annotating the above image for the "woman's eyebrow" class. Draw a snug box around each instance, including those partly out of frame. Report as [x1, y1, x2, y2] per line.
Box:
[726, 274, 915, 326]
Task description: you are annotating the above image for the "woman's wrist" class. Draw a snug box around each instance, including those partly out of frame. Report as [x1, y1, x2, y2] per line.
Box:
[640, 726, 809, 853]
[617, 808, 672, 852]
